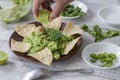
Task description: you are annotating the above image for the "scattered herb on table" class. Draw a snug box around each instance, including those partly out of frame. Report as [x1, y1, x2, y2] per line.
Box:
[90, 52, 117, 67]
[81, 24, 120, 42]
[61, 4, 86, 17]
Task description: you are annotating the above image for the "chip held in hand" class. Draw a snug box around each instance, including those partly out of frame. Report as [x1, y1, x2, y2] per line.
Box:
[36, 9, 50, 24]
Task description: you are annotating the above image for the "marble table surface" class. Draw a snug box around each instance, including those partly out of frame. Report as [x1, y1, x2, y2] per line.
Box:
[0, 0, 120, 80]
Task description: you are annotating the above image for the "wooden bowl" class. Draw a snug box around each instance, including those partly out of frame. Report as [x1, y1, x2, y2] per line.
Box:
[9, 22, 82, 62]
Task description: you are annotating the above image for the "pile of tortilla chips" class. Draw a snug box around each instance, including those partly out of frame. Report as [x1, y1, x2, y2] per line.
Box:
[11, 16, 83, 66]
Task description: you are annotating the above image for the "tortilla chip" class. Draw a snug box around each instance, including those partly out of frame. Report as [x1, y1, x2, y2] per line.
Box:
[63, 37, 81, 55]
[37, 9, 50, 24]
[11, 39, 31, 53]
[28, 48, 53, 66]
[34, 26, 44, 34]
[44, 16, 62, 30]
[63, 21, 83, 36]
[14, 24, 36, 37]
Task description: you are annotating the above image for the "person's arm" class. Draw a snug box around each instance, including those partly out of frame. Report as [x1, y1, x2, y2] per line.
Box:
[32, 0, 73, 20]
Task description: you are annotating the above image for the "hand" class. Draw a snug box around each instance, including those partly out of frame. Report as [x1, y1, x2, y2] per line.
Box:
[32, 0, 73, 20]
[50, 0, 73, 20]
[32, 0, 51, 17]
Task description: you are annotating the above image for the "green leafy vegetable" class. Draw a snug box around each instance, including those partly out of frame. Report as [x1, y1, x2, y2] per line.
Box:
[47, 29, 63, 41]
[81, 24, 120, 42]
[80, 24, 89, 31]
[61, 4, 86, 17]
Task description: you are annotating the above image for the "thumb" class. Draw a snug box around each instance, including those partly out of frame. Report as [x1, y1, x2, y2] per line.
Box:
[49, 3, 65, 21]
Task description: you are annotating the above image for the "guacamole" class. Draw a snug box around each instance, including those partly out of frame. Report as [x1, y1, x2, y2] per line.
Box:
[12, 0, 29, 5]
[37, 9, 50, 24]
[23, 28, 74, 60]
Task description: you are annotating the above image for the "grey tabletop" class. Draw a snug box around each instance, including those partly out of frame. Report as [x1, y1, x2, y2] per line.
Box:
[0, 0, 120, 80]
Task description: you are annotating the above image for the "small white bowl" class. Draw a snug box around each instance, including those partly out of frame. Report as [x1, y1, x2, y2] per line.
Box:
[98, 6, 120, 26]
[52, 0, 87, 19]
[82, 42, 120, 69]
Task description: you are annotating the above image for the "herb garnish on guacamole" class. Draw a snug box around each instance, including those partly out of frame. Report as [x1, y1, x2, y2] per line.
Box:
[23, 28, 74, 60]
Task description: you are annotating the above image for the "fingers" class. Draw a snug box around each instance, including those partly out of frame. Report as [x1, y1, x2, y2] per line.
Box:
[49, 3, 65, 21]
[42, 1, 52, 11]
[32, 0, 52, 18]
[32, 0, 41, 17]
[32, 0, 73, 20]
[32, 0, 45, 17]
[49, 0, 73, 20]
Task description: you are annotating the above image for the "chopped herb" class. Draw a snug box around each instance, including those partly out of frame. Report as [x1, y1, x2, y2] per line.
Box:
[61, 4, 86, 17]
[81, 24, 120, 42]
